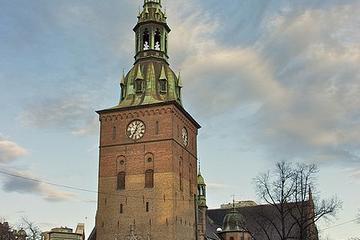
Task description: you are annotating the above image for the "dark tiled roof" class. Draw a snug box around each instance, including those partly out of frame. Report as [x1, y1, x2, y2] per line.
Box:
[206, 203, 318, 240]
[87, 227, 96, 240]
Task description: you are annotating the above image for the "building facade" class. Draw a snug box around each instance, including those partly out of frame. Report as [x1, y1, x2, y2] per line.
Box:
[93, 0, 200, 239]
[197, 173, 319, 240]
[42, 224, 85, 240]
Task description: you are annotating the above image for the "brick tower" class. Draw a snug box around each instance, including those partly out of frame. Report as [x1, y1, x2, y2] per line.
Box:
[94, 1, 201, 239]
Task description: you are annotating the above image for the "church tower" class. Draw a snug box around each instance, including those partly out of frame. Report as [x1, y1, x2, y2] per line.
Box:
[94, 1, 201, 240]
[197, 171, 208, 240]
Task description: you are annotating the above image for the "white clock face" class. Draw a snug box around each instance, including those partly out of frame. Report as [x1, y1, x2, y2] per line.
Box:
[127, 120, 146, 140]
[182, 127, 188, 146]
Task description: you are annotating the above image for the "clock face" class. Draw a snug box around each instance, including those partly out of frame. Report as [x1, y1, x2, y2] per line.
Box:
[127, 120, 146, 140]
[182, 127, 188, 146]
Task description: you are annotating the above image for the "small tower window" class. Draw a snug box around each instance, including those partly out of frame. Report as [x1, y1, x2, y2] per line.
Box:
[112, 126, 117, 140]
[159, 79, 167, 93]
[120, 204, 123, 214]
[155, 121, 159, 135]
[117, 172, 126, 190]
[165, 34, 168, 54]
[179, 172, 183, 191]
[135, 79, 144, 93]
[145, 169, 154, 188]
[146, 202, 150, 212]
[154, 29, 161, 51]
[143, 29, 150, 50]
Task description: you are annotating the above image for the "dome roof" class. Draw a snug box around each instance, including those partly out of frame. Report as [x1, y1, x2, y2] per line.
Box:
[222, 209, 246, 232]
[17, 229, 27, 236]
[116, 60, 182, 109]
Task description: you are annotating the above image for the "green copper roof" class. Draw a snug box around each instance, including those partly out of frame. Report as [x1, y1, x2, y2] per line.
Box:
[103, 0, 183, 110]
[138, 0, 167, 27]
[222, 209, 246, 232]
[114, 60, 182, 109]
[197, 173, 206, 186]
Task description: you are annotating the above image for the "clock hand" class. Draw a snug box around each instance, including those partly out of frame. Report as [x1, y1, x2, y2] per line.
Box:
[133, 125, 138, 137]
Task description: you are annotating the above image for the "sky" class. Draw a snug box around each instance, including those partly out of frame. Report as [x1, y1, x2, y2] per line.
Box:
[0, 0, 359, 239]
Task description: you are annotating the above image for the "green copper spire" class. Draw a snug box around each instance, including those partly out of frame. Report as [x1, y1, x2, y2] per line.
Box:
[135, 65, 144, 80]
[197, 163, 207, 207]
[159, 65, 167, 80]
[110, 0, 182, 110]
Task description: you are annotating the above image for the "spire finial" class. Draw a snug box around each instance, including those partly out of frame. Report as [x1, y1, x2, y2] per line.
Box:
[159, 65, 167, 80]
[198, 159, 201, 175]
[120, 69, 125, 86]
[231, 195, 237, 212]
[135, 65, 144, 80]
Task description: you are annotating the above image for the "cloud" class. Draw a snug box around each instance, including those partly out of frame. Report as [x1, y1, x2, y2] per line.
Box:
[250, 4, 360, 164]
[350, 169, 360, 180]
[0, 138, 27, 163]
[71, 116, 99, 136]
[18, 94, 99, 136]
[1, 170, 76, 202]
[207, 182, 233, 190]
[168, 0, 360, 167]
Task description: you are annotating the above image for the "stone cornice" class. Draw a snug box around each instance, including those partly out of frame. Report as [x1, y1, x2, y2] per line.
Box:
[96, 101, 201, 129]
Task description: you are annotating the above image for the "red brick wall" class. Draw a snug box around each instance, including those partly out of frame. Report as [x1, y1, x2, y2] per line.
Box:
[95, 103, 199, 240]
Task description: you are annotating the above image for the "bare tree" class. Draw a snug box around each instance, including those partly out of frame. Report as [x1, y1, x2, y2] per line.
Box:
[19, 218, 41, 240]
[291, 163, 341, 240]
[254, 161, 341, 240]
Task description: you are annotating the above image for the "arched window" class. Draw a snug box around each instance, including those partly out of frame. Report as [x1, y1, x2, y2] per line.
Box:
[143, 29, 150, 50]
[145, 169, 154, 188]
[117, 172, 126, 190]
[230, 237, 234, 240]
[154, 29, 161, 51]
[165, 34, 168, 53]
